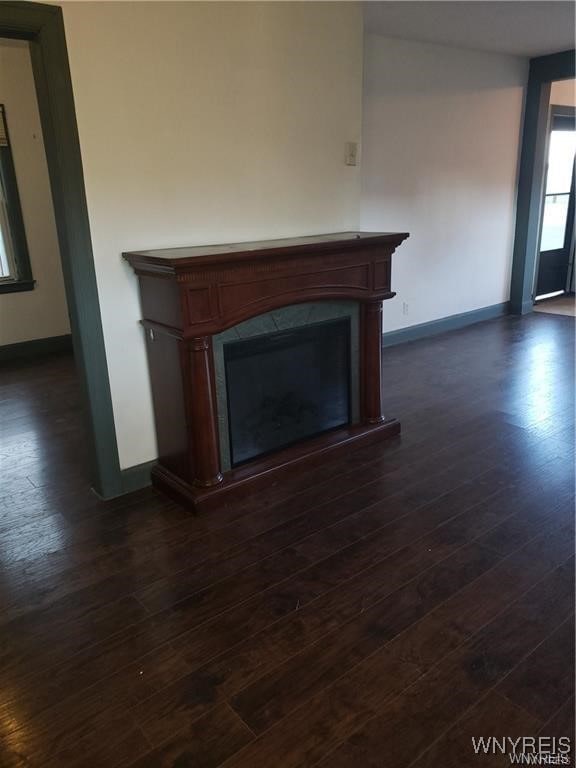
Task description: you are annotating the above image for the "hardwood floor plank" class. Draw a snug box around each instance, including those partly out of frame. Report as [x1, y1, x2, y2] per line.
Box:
[5, 458, 567, 764]
[401, 690, 541, 768]
[217, 555, 574, 768]
[0, 644, 191, 766]
[0, 315, 573, 768]
[132, 481, 541, 742]
[0, 415, 517, 630]
[136, 541, 501, 745]
[410, 521, 575, 657]
[228, 542, 499, 735]
[536, 696, 575, 765]
[126, 704, 254, 768]
[42, 725, 151, 768]
[133, 450, 503, 615]
[0, 447, 511, 692]
[313, 557, 575, 768]
[21, 467, 546, 761]
[497, 616, 575, 723]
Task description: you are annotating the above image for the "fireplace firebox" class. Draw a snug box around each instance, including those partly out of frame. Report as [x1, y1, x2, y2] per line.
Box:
[225, 318, 351, 467]
[124, 231, 409, 512]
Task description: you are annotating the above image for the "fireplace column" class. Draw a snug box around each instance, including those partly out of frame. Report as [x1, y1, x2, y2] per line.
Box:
[189, 336, 223, 487]
[363, 300, 385, 424]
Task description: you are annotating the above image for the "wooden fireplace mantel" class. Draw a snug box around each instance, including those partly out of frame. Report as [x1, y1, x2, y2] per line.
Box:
[124, 231, 409, 511]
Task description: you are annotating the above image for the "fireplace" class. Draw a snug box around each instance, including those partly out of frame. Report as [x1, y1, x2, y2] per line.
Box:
[124, 231, 409, 511]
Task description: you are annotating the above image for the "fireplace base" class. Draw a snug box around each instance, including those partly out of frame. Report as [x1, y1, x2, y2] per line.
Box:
[151, 417, 400, 513]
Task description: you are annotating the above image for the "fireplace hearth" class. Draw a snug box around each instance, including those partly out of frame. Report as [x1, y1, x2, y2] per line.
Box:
[124, 231, 409, 511]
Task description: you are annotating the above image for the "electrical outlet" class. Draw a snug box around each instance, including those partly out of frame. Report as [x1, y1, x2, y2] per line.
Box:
[402, 302, 409, 316]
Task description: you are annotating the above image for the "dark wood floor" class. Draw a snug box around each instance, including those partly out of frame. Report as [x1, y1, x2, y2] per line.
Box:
[0, 312, 574, 768]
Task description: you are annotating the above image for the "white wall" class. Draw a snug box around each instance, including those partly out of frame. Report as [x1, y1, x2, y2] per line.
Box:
[0, 39, 69, 345]
[61, 1, 363, 469]
[361, 35, 527, 333]
[551, 78, 576, 107]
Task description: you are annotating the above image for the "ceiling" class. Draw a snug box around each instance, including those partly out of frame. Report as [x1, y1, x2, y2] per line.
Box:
[364, 2, 575, 58]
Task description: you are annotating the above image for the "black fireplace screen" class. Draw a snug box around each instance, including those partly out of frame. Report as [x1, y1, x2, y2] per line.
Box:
[223, 318, 351, 466]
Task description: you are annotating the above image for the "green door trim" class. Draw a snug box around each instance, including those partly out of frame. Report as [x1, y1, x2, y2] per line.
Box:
[0, 2, 122, 497]
[510, 49, 575, 314]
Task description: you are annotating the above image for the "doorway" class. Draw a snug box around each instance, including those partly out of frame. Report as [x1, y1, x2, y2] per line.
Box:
[0, 36, 92, 499]
[0, 3, 121, 498]
[510, 52, 575, 314]
[535, 105, 576, 301]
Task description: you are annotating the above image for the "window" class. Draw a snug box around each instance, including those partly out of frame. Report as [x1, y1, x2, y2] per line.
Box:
[0, 104, 34, 293]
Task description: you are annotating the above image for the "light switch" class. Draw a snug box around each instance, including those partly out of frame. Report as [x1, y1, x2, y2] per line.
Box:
[345, 142, 358, 166]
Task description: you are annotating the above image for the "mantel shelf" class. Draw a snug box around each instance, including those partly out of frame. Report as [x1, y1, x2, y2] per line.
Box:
[124, 231, 409, 272]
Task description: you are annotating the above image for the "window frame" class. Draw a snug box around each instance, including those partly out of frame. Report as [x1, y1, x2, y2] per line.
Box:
[0, 103, 34, 294]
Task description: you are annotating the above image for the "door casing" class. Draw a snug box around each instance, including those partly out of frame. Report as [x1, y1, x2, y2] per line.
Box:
[0, 2, 122, 498]
[510, 50, 575, 314]
[534, 105, 576, 298]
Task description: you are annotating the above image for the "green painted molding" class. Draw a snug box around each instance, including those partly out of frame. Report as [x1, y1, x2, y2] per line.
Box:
[510, 49, 576, 315]
[0, 2, 122, 498]
[382, 303, 510, 348]
[0, 279, 35, 294]
[0, 334, 72, 361]
[120, 461, 156, 495]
